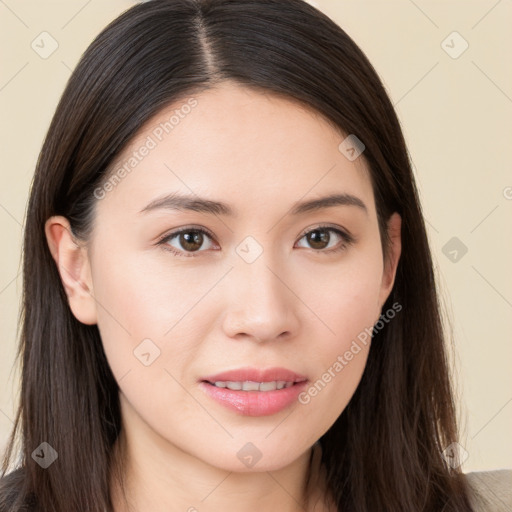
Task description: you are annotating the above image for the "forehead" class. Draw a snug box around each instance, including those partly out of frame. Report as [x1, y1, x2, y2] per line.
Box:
[99, 82, 375, 219]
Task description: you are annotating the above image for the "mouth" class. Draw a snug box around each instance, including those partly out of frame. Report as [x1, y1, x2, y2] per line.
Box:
[199, 366, 308, 386]
[198, 367, 309, 416]
[201, 380, 305, 391]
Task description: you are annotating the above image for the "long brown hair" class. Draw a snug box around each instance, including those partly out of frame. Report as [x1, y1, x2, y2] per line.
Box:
[1, 0, 475, 510]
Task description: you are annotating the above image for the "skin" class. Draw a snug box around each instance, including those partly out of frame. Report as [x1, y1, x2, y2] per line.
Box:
[45, 81, 401, 512]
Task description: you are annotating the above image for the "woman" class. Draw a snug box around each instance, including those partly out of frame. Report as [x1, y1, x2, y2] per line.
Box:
[0, 0, 510, 510]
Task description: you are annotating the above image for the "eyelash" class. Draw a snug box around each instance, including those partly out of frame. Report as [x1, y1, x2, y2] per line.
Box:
[156, 224, 355, 258]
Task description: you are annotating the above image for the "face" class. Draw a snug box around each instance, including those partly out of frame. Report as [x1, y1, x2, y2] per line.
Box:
[50, 81, 401, 473]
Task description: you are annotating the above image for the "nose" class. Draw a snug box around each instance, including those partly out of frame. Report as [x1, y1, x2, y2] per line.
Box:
[221, 255, 300, 344]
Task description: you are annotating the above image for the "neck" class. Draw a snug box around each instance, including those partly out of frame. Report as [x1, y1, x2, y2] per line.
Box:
[108, 401, 333, 512]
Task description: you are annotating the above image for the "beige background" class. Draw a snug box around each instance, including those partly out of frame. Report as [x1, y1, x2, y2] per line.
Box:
[1, 0, 511, 472]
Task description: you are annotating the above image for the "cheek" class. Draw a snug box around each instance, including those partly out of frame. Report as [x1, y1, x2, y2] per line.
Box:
[90, 247, 213, 388]
[296, 293, 376, 436]
[93, 247, 216, 329]
[302, 249, 384, 344]
[296, 253, 383, 424]
[297, 341, 370, 439]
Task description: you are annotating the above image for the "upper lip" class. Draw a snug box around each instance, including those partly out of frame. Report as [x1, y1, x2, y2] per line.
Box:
[201, 367, 308, 383]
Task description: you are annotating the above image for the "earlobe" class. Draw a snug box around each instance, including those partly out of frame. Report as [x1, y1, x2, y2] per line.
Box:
[44, 216, 97, 325]
[378, 212, 402, 311]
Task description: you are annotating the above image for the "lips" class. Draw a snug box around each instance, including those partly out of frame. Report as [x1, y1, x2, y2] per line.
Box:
[198, 367, 309, 416]
[200, 366, 308, 385]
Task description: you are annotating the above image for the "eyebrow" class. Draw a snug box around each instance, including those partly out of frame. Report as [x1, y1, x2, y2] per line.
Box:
[139, 192, 368, 217]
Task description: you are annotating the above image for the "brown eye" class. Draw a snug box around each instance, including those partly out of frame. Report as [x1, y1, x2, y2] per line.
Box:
[158, 224, 353, 258]
[178, 231, 205, 252]
[159, 227, 216, 257]
[296, 226, 353, 253]
[305, 229, 331, 250]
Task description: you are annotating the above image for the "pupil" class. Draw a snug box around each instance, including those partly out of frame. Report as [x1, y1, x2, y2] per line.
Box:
[181, 231, 203, 251]
[177, 229, 331, 252]
[308, 229, 329, 249]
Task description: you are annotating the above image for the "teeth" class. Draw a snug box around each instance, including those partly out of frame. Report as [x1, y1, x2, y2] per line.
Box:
[211, 380, 296, 391]
[259, 381, 277, 391]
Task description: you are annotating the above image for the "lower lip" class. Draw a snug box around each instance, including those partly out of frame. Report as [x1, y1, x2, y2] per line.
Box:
[199, 381, 309, 416]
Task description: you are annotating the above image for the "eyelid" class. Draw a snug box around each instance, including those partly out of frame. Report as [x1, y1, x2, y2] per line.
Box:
[297, 222, 354, 242]
[156, 223, 355, 257]
[156, 224, 216, 244]
[157, 223, 354, 243]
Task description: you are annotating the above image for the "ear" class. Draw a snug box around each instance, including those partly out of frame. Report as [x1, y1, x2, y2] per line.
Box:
[377, 212, 402, 313]
[44, 216, 97, 325]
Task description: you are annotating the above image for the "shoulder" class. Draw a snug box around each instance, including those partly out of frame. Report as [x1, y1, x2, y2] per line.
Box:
[0, 467, 36, 512]
[464, 469, 512, 512]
